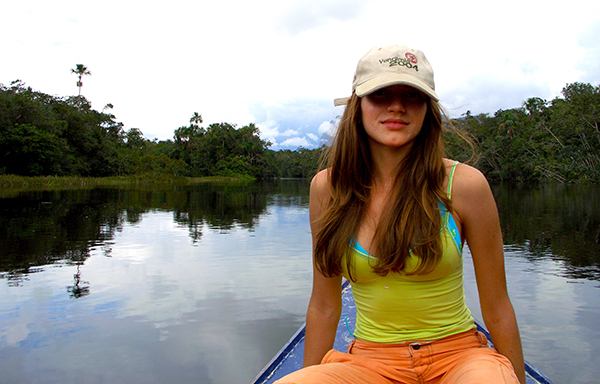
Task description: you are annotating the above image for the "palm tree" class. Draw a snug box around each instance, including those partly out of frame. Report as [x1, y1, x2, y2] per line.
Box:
[71, 64, 91, 96]
[190, 112, 203, 126]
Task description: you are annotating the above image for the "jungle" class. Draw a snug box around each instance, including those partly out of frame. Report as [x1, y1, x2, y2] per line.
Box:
[1, 80, 598, 184]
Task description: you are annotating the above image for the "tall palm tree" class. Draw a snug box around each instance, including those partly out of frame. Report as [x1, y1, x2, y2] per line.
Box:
[71, 64, 91, 96]
[190, 112, 203, 126]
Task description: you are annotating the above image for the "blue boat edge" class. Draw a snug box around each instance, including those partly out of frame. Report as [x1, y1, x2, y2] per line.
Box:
[252, 280, 554, 384]
[253, 322, 307, 383]
[474, 322, 554, 384]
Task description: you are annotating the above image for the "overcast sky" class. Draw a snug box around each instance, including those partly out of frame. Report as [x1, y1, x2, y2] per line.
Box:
[2, 1, 599, 149]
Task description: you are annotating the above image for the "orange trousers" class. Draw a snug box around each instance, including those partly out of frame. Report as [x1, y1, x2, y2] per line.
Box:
[275, 329, 519, 384]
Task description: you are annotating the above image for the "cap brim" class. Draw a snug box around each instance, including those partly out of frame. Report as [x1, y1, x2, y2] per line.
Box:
[355, 74, 439, 102]
[334, 97, 349, 106]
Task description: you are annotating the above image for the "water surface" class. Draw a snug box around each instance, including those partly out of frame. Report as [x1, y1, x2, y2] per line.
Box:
[0, 181, 598, 384]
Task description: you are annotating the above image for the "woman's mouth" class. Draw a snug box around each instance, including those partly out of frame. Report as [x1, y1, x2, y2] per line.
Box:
[382, 118, 408, 129]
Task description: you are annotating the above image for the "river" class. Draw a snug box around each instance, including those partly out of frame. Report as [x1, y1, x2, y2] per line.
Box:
[0, 180, 598, 384]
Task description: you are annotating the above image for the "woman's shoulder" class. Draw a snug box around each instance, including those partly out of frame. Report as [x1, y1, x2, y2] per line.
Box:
[310, 169, 332, 203]
[444, 159, 495, 215]
[312, 168, 330, 182]
[311, 168, 330, 189]
[309, 169, 333, 222]
[444, 159, 488, 190]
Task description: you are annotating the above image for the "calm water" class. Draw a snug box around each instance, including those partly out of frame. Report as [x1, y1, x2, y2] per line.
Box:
[0, 180, 599, 384]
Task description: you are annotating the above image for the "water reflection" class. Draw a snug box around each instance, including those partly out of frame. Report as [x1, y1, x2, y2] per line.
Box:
[0, 180, 313, 384]
[2, 181, 597, 286]
[0, 180, 599, 384]
[67, 263, 90, 299]
[493, 183, 600, 280]
[0, 180, 311, 288]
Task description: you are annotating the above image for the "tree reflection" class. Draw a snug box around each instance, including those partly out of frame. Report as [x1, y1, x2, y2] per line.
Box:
[493, 183, 600, 280]
[173, 186, 270, 243]
[67, 263, 90, 299]
[1, 180, 598, 293]
[0, 180, 311, 291]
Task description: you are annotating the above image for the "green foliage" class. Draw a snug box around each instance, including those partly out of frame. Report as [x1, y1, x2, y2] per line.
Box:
[71, 64, 91, 96]
[2, 80, 599, 183]
[132, 154, 188, 176]
[267, 146, 326, 179]
[0, 82, 178, 178]
[446, 82, 600, 183]
[172, 120, 274, 179]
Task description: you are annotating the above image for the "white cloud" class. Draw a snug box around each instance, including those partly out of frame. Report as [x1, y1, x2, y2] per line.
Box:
[576, 21, 600, 84]
[256, 120, 281, 146]
[281, 129, 300, 137]
[280, 137, 311, 148]
[272, 0, 368, 36]
[318, 119, 337, 135]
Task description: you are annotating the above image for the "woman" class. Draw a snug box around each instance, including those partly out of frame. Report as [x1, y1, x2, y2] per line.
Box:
[276, 45, 525, 384]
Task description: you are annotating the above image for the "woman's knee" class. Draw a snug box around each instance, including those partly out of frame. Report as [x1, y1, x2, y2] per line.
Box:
[274, 364, 338, 384]
[442, 352, 519, 384]
[274, 362, 389, 384]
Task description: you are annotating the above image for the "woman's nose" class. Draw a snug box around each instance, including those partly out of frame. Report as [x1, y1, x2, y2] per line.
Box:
[387, 96, 406, 112]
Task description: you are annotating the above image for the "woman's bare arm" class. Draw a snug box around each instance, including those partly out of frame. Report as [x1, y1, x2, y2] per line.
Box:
[303, 169, 343, 367]
[452, 164, 526, 384]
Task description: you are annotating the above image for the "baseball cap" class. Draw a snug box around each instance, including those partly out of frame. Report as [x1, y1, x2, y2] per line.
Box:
[334, 45, 438, 106]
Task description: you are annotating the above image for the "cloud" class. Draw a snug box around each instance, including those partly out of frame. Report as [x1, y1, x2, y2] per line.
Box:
[279, 137, 311, 149]
[281, 129, 300, 137]
[318, 118, 338, 135]
[441, 70, 555, 117]
[246, 98, 337, 148]
[576, 21, 600, 85]
[273, 0, 367, 36]
[2, 0, 600, 149]
[256, 120, 281, 146]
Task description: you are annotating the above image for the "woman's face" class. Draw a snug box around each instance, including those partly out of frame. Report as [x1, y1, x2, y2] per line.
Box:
[360, 84, 428, 153]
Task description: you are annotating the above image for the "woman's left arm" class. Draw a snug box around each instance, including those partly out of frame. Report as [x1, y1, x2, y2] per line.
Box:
[452, 164, 526, 384]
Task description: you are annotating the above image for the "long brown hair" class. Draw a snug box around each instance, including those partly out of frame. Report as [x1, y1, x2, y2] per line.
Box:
[314, 92, 451, 280]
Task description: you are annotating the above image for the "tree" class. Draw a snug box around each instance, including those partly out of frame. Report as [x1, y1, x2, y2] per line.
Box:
[190, 112, 203, 126]
[70, 64, 91, 96]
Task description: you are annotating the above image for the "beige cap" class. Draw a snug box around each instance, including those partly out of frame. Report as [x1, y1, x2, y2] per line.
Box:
[334, 45, 438, 106]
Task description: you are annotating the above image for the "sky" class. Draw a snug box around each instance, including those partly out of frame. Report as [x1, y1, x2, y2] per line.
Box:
[2, 1, 600, 150]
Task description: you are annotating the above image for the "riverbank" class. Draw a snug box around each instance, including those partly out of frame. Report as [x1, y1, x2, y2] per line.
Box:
[0, 174, 256, 192]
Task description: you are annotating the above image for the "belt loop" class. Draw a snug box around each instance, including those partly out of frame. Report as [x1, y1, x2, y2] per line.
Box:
[347, 339, 357, 353]
[409, 342, 421, 358]
[475, 330, 488, 346]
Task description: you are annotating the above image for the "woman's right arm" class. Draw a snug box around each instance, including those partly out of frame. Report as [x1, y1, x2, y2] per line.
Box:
[303, 170, 343, 367]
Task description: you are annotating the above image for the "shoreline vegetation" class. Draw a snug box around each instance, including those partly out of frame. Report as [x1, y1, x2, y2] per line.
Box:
[0, 174, 255, 190]
[1, 80, 599, 184]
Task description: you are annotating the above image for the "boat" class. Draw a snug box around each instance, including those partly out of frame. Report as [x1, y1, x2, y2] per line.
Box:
[252, 280, 554, 384]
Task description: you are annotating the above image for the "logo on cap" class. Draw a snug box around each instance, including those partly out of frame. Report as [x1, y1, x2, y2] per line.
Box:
[405, 52, 418, 64]
[379, 55, 419, 72]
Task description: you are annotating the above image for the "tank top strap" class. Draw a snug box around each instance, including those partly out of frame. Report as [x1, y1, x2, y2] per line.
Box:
[447, 161, 459, 199]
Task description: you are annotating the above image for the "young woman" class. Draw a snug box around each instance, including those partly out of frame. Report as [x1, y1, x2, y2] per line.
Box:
[276, 45, 525, 384]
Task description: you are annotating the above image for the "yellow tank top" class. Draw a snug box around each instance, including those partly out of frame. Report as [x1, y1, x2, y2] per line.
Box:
[341, 162, 474, 342]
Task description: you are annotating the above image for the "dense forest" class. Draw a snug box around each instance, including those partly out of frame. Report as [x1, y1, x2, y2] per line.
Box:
[1, 80, 598, 182]
[446, 82, 600, 183]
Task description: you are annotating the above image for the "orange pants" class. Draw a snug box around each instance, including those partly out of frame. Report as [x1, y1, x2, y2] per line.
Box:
[275, 329, 519, 384]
